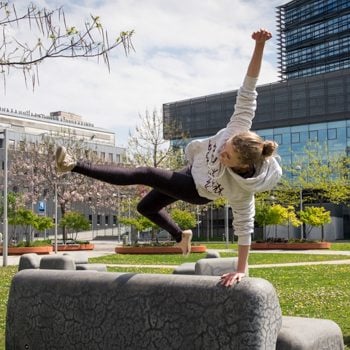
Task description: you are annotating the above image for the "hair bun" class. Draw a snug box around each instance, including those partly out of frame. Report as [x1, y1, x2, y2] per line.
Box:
[262, 141, 277, 157]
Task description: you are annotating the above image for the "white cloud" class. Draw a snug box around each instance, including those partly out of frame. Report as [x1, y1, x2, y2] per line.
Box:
[1, 0, 283, 146]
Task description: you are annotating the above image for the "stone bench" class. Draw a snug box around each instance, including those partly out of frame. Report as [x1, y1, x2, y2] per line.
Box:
[5, 270, 344, 350]
[18, 253, 107, 272]
[6, 270, 282, 350]
[173, 257, 248, 276]
[172, 250, 221, 275]
[173, 257, 344, 349]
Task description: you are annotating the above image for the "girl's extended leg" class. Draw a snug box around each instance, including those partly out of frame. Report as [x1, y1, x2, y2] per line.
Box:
[72, 163, 210, 242]
[72, 163, 209, 205]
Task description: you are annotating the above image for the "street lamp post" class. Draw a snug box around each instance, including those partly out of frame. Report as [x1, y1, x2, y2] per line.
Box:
[2, 129, 8, 266]
[295, 165, 303, 240]
[54, 182, 58, 254]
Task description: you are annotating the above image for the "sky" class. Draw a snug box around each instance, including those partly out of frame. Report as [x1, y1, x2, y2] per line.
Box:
[2, 0, 285, 147]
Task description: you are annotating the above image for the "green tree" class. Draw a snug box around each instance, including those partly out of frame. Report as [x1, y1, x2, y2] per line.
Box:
[119, 215, 158, 243]
[170, 208, 196, 230]
[299, 206, 331, 240]
[281, 142, 350, 205]
[8, 208, 53, 246]
[255, 203, 301, 240]
[59, 211, 90, 241]
[32, 216, 54, 233]
[8, 208, 36, 245]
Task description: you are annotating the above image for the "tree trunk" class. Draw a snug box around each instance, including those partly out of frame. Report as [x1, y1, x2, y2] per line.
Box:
[60, 203, 67, 243]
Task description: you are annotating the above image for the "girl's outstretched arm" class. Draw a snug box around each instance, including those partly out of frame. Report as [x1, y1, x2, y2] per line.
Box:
[247, 29, 272, 78]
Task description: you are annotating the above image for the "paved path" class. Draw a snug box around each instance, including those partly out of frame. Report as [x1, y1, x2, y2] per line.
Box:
[103, 259, 350, 270]
[1, 240, 350, 269]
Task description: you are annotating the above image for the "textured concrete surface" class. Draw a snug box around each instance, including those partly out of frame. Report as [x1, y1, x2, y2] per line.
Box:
[39, 255, 76, 270]
[6, 270, 282, 350]
[75, 263, 107, 271]
[17, 253, 40, 271]
[277, 316, 344, 350]
[195, 257, 246, 276]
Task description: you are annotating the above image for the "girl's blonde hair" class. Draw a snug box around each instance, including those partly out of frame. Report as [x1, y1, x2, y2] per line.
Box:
[229, 131, 278, 165]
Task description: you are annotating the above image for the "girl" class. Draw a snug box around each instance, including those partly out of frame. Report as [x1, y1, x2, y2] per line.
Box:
[56, 29, 282, 287]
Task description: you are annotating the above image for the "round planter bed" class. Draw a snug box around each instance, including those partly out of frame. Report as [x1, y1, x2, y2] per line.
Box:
[56, 243, 95, 251]
[251, 242, 331, 250]
[115, 245, 207, 254]
[0, 246, 53, 255]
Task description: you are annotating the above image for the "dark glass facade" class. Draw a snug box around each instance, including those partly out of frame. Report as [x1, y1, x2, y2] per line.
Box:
[162, 0, 350, 239]
[276, 0, 350, 80]
[164, 68, 350, 168]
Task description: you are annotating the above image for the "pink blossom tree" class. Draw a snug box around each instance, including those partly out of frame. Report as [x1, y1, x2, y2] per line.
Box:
[7, 134, 120, 242]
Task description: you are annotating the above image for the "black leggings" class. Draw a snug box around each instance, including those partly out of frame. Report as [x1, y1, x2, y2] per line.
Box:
[73, 163, 210, 242]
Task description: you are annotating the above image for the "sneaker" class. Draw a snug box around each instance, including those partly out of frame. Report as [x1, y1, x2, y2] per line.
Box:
[56, 146, 76, 173]
[174, 230, 192, 257]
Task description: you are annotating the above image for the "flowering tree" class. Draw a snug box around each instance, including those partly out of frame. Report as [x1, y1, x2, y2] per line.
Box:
[0, 1, 134, 89]
[7, 134, 119, 242]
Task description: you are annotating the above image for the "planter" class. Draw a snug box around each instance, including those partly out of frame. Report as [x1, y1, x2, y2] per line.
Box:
[115, 245, 207, 254]
[56, 243, 95, 251]
[0, 246, 53, 255]
[251, 241, 331, 250]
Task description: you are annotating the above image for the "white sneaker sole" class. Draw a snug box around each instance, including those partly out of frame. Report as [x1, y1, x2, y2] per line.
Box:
[174, 230, 192, 257]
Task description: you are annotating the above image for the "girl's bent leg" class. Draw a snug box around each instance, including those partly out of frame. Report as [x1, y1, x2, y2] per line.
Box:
[137, 190, 183, 242]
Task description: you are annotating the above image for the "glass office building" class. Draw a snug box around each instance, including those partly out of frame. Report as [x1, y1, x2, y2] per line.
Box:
[276, 0, 350, 80]
[164, 68, 350, 168]
[163, 0, 350, 239]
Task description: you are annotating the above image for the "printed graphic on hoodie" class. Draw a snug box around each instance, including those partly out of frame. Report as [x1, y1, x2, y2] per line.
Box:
[204, 140, 224, 195]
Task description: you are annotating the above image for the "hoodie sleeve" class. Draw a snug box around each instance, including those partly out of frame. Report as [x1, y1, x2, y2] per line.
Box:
[230, 194, 255, 246]
[222, 75, 258, 141]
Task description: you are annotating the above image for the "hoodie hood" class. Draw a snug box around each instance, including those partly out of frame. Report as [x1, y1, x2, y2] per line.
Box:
[227, 156, 282, 193]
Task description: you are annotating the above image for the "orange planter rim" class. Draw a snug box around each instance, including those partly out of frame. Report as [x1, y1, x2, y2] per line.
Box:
[56, 243, 95, 251]
[115, 245, 207, 254]
[251, 241, 331, 250]
[0, 246, 53, 255]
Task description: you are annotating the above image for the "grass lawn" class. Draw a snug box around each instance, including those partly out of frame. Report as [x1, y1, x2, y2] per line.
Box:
[250, 264, 350, 349]
[89, 251, 350, 265]
[329, 242, 350, 251]
[0, 246, 349, 348]
[198, 241, 350, 251]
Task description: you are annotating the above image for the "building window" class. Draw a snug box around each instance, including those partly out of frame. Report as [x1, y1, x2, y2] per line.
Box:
[113, 215, 117, 225]
[309, 130, 318, 142]
[88, 214, 92, 224]
[291, 132, 300, 144]
[105, 215, 109, 226]
[101, 152, 105, 161]
[274, 134, 282, 145]
[327, 128, 337, 140]
[347, 126, 350, 138]
[97, 215, 101, 225]
[108, 153, 113, 162]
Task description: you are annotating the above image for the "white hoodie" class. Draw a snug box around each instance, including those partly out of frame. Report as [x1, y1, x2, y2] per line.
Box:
[185, 75, 282, 246]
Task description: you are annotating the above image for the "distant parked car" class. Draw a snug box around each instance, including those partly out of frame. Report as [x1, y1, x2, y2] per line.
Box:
[156, 230, 172, 241]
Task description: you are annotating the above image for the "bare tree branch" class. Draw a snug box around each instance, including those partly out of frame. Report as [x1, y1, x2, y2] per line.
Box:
[0, 1, 134, 90]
